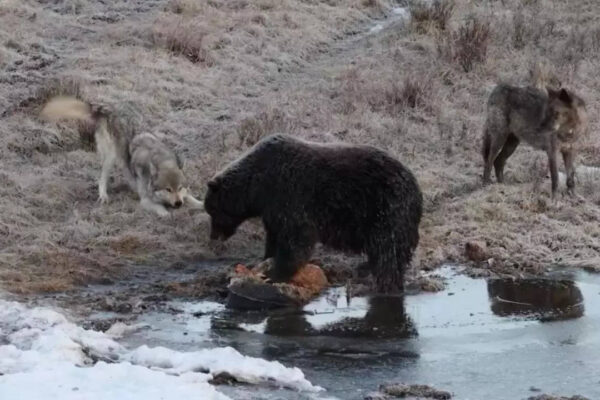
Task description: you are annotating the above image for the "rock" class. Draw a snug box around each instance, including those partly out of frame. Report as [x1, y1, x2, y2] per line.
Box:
[380, 383, 452, 399]
[115, 302, 133, 314]
[465, 240, 488, 262]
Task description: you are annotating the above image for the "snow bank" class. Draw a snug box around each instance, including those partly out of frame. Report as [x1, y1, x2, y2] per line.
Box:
[0, 300, 322, 399]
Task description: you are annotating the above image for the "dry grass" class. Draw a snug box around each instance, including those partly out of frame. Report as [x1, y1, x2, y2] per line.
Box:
[0, 0, 600, 296]
[444, 17, 491, 73]
[410, 0, 454, 34]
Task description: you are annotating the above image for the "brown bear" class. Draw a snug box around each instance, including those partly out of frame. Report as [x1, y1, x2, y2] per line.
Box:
[204, 134, 422, 293]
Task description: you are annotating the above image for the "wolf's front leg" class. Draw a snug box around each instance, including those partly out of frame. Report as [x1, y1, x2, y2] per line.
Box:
[135, 172, 169, 217]
[184, 192, 204, 209]
[140, 197, 170, 217]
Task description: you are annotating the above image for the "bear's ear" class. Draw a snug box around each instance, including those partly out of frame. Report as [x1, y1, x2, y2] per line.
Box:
[208, 179, 220, 191]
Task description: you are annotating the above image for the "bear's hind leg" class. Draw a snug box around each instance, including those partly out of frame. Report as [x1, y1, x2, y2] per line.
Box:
[368, 240, 406, 294]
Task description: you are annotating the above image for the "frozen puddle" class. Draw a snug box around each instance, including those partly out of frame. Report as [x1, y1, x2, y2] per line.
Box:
[109, 267, 600, 399]
[0, 300, 321, 400]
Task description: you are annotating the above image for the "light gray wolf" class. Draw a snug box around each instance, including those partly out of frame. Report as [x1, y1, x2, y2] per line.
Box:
[204, 134, 422, 293]
[482, 84, 588, 195]
[41, 95, 203, 216]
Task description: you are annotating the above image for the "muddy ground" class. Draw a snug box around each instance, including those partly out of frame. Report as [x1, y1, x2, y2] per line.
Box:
[0, 0, 600, 298]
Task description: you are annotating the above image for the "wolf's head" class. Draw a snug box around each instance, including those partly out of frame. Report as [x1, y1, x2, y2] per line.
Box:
[151, 161, 187, 209]
[547, 88, 588, 142]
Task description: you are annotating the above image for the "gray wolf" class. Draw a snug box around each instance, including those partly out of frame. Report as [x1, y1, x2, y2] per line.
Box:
[41, 96, 203, 216]
[482, 84, 588, 195]
[204, 134, 422, 293]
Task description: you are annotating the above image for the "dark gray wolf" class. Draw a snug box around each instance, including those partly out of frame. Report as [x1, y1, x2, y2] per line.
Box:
[204, 134, 423, 293]
[482, 84, 588, 195]
[41, 96, 203, 216]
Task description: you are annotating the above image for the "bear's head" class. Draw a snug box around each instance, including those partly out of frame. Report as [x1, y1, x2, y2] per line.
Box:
[204, 178, 248, 241]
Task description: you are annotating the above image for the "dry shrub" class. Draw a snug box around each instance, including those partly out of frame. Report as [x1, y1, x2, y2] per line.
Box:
[439, 17, 490, 72]
[361, 0, 385, 13]
[36, 77, 84, 106]
[165, 0, 204, 15]
[559, 27, 600, 65]
[383, 74, 434, 112]
[512, 10, 527, 50]
[237, 108, 292, 148]
[336, 68, 434, 116]
[410, 0, 454, 34]
[510, 10, 556, 50]
[152, 16, 213, 65]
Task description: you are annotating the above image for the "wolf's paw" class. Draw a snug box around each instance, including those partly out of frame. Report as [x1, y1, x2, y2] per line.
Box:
[98, 194, 109, 204]
[156, 208, 170, 217]
[185, 196, 204, 210]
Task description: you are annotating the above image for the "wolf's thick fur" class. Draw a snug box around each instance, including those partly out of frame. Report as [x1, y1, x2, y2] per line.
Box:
[204, 134, 423, 293]
[482, 84, 588, 195]
[41, 96, 203, 216]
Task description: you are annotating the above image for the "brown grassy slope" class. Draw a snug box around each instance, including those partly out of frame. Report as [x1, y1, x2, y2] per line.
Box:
[0, 0, 396, 293]
[0, 0, 599, 294]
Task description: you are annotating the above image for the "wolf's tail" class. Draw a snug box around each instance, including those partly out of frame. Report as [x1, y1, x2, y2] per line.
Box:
[40, 95, 106, 148]
[40, 96, 95, 124]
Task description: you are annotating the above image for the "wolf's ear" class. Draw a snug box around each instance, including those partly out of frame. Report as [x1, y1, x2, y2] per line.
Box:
[547, 87, 558, 98]
[558, 88, 573, 105]
[149, 162, 159, 180]
[175, 153, 184, 170]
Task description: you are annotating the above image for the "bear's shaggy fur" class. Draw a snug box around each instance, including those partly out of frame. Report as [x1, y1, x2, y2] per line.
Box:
[204, 134, 422, 293]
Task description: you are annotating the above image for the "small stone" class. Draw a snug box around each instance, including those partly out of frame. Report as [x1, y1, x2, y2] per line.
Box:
[465, 240, 488, 262]
[115, 303, 133, 314]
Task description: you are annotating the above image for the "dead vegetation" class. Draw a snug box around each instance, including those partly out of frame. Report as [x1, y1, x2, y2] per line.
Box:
[0, 0, 600, 295]
[410, 0, 454, 34]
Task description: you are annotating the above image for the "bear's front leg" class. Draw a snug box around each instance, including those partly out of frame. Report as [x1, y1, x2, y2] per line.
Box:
[263, 229, 277, 260]
[266, 230, 316, 283]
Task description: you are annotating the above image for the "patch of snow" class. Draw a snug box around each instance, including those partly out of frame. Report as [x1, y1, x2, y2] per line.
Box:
[105, 322, 149, 338]
[392, 7, 410, 20]
[240, 320, 268, 334]
[0, 300, 322, 399]
[369, 23, 384, 33]
[175, 300, 225, 315]
[559, 164, 600, 186]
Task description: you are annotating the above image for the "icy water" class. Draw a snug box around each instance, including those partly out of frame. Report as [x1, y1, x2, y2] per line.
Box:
[109, 267, 600, 399]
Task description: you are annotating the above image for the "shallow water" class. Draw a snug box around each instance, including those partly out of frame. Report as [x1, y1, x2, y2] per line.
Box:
[110, 267, 600, 399]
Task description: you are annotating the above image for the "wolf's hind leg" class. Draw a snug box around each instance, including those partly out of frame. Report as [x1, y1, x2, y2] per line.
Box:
[94, 122, 116, 204]
[97, 148, 116, 204]
[493, 133, 520, 183]
[482, 113, 508, 185]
